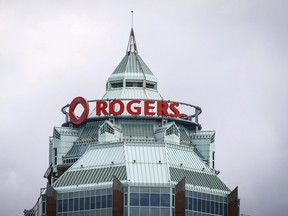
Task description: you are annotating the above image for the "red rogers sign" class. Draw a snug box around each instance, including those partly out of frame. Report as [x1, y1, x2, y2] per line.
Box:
[67, 96, 201, 125]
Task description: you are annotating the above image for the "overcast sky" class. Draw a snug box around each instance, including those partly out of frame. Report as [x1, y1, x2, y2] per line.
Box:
[0, 0, 288, 215]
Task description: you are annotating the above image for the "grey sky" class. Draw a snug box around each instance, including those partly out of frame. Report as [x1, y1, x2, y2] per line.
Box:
[0, 0, 288, 215]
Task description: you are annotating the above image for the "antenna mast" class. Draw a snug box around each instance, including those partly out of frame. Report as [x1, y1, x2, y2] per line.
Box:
[131, 10, 134, 28]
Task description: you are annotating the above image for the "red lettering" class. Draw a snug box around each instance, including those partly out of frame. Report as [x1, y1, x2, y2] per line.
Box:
[96, 101, 108, 115]
[109, 100, 125, 115]
[179, 113, 188, 119]
[144, 100, 156, 115]
[69, 96, 90, 125]
[169, 103, 180, 117]
[127, 100, 141, 115]
[157, 101, 170, 116]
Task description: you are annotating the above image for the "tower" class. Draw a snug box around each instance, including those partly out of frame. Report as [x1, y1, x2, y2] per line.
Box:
[24, 28, 239, 216]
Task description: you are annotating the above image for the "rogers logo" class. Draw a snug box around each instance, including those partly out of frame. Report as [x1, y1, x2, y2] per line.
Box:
[69, 97, 90, 125]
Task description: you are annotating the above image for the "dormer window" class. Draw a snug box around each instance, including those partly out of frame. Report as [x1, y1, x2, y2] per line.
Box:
[111, 82, 123, 88]
[126, 82, 143, 87]
[146, 83, 155, 89]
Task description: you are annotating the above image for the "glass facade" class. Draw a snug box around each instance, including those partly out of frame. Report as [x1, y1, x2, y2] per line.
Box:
[57, 189, 112, 216]
[124, 187, 173, 216]
[55, 186, 229, 216]
[185, 190, 227, 216]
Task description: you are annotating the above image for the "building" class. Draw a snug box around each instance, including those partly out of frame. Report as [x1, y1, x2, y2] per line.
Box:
[24, 27, 239, 216]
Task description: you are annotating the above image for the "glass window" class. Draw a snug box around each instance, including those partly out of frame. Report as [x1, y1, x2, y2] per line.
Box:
[140, 207, 149, 216]
[107, 195, 112, 208]
[130, 207, 139, 215]
[102, 195, 107, 208]
[201, 199, 205, 213]
[107, 189, 112, 195]
[140, 187, 149, 193]
[42, 201, 46, 213]
[96, 196, 101, 209]
[220, 203, 223, 215]
[188, 197, 193, 210]
[207, 200, 210, 213]
[146, 83, 155, 89]
[151, 187, 160, 193]
[111, 82, 123, 88]
[74, 198, 79, 211]
[161, 208, 170, 216]
[130, 187, 140, 193]
[130, 193, 140, 206]
[193, 198, 197, 211]
[68, 198, 73, 211]
[85, 197, 90, 210]
[58, 200, 62, 213]
[215, 202, 219, 214]
[140, 193, 149, 206]
[161, 188, 170, 194]
[197, 199, 201, 211]
[124, 194, 128, 206]
[150, 194, 160, 206]
[211, 201, 215, 214]
[150, 207, 160, 216]
[79, 198, 84, 210]
[63, 199, 68, 212]
[91, 196, 96, 209]
[161, 194, 170, 207]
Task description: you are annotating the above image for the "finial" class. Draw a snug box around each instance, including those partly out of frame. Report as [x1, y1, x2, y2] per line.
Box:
[127, 11, 138, 54]
[131, 11, 134, 28]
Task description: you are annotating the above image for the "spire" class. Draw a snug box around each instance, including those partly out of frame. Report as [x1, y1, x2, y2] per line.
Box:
[127, 11, 138, 54]
[127, 28, 138, 54]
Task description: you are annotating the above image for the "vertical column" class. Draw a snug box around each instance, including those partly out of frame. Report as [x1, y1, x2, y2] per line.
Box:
[46, 183, 57, 216]
[113, 176, 124, 216]
[228, 187, 239, 216]
[175, 177, 186, 216]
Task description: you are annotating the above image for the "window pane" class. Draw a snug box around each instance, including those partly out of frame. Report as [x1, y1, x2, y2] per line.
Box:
[130, 207, 139, 215]
[140, 193, 149, 206]
[63, 199, 68, 212]
[91, 197, 96, 209]
[150, 194, 160, 206]
[85, 197, 90, 210]
[161, 194, 170, 207]
[197, 199, 201, 211]
[79, 198, 84, 210]
[161, 208, 170, 216]
[96, 196, 101, 209]
[74, 198, 79, 211]
[102, 195, 107, 208]
[150, 207, 160, 216]
[193, 198, 197, 211]
[140, 207, 149, 216]
[68, 199, 73, 211]
[161, 188, 170, 194]
[189, 197, 192, 210]
[107, 195, 112, 208]
[130, 193, 140, 206]
[58, 200, 62, 213]
[125, 194, 128, 206]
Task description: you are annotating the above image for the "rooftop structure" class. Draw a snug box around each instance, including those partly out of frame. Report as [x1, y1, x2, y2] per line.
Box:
[24, 27, 239, 216]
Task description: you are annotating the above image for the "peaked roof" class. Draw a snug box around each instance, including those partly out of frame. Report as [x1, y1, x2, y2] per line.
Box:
[102, 28, 163, 100]
[126, 28, 138, 54]
[53, 143, 230, 195]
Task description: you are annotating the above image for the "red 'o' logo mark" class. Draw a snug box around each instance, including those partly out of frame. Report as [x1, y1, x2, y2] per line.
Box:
[69, 97, 90, 125]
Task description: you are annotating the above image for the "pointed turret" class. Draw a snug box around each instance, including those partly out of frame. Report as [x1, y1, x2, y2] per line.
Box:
[102, 28, 163, 100]
[127, 28, 138, 54]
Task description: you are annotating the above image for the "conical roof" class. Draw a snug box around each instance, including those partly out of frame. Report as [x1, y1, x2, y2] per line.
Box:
[102, 28, 163, 100]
